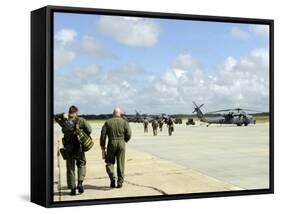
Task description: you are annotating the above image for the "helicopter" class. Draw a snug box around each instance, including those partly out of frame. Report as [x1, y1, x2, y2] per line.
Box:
[192, 102, 257, 127]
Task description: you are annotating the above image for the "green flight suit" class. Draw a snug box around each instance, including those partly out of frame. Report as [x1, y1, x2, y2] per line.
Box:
[158, 119, 164, 132]
[167, 119, 174, 136]
[54, 114, 92, 189]
[100, 116, 132, 185]
[152, 120, 158, 136]
[143, 119, 149, 133]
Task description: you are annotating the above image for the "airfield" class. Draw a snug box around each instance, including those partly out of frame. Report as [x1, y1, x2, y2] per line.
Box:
[53, 119, 269, 202]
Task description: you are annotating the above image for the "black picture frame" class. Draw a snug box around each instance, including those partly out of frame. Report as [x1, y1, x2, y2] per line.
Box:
[31, 5, 274, 208]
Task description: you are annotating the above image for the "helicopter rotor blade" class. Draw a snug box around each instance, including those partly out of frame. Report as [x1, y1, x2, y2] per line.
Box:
[193, 101, 198, 108]
[207, 108, 262, 114]
[232, 108, 262, 113]
[206, 109, 234, 114]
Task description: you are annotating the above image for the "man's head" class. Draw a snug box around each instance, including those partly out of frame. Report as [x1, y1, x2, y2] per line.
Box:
[113, 107, 122, 117]
[68, 105, 79, 118]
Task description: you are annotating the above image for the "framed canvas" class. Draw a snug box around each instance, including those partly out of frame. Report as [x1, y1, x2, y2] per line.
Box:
[31, 5, 274, 207]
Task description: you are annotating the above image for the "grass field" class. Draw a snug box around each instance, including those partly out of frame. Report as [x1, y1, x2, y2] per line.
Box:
[255, 115, 270, 123]
[87, 119, 107, 123]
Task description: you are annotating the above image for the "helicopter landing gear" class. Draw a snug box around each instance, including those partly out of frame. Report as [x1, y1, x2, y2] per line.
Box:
[236, 123, 242, 126]
[244, 123, 249, 126]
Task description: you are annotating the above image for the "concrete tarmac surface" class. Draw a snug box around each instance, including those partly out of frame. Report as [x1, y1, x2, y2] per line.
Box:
[53, 121, 269, 202]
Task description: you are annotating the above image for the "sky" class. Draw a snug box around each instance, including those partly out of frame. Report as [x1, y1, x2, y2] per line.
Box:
[54, 12, 270, 114]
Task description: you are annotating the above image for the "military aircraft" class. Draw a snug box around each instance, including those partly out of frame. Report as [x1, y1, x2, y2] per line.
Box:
[156, 113, 183, 124]
[123, 110, 153, 123]
[123, 111, 183, 124]
[192, 102, 257, 127]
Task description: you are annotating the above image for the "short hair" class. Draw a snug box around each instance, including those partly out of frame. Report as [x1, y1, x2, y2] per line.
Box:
[69, 105, 79, 114]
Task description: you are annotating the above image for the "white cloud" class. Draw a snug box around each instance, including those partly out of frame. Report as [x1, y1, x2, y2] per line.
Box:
[55, 29, 77, 44]
[80, 36, 110, 58]
[210, 48, 269, 109]
[122, 17, 142, 21]
[54, 43, 76, 70]
[223, 56, 237, 71]
[251, 48, 269, 63]
[54, 63, 138, 113]
[231, 25, 269, 40]
[174, 69, 185, 79]
[54, 30, 112, 70]
[54, 49, 269, 114]
[54, 29, 78, 70]
[250, 25, 269, 37]
[111, 63, 144, 75]
[172, 54, 201, 70]
[144, 48, 269, 113]
[74, 65, 100, 78]
[98, 16, 160, 48]
[231, 27, 250, 40]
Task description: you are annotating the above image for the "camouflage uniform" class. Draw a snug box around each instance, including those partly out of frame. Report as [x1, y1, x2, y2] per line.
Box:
[152, 120, 159, 136]
[54, 114, 92, 189]
[100, 116, 132, 186]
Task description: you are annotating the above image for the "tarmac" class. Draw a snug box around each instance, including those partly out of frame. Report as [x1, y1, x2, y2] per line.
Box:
[53, 121, 269, 202]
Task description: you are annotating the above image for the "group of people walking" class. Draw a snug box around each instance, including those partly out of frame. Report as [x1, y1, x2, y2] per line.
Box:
[143, 118, 174, 136]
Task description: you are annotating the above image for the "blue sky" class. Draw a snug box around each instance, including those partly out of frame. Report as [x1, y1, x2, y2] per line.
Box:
[53, 12, 269, 114]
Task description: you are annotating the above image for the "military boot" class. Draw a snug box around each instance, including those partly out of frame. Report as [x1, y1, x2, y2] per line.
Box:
[117, 182, 123, 188]
[70, 188, 76, 196]
[110, 179, 116, 188]
[77, 181, 84, 194]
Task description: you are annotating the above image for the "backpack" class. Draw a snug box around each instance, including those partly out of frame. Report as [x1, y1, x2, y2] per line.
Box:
[75, 123, 94, 152]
